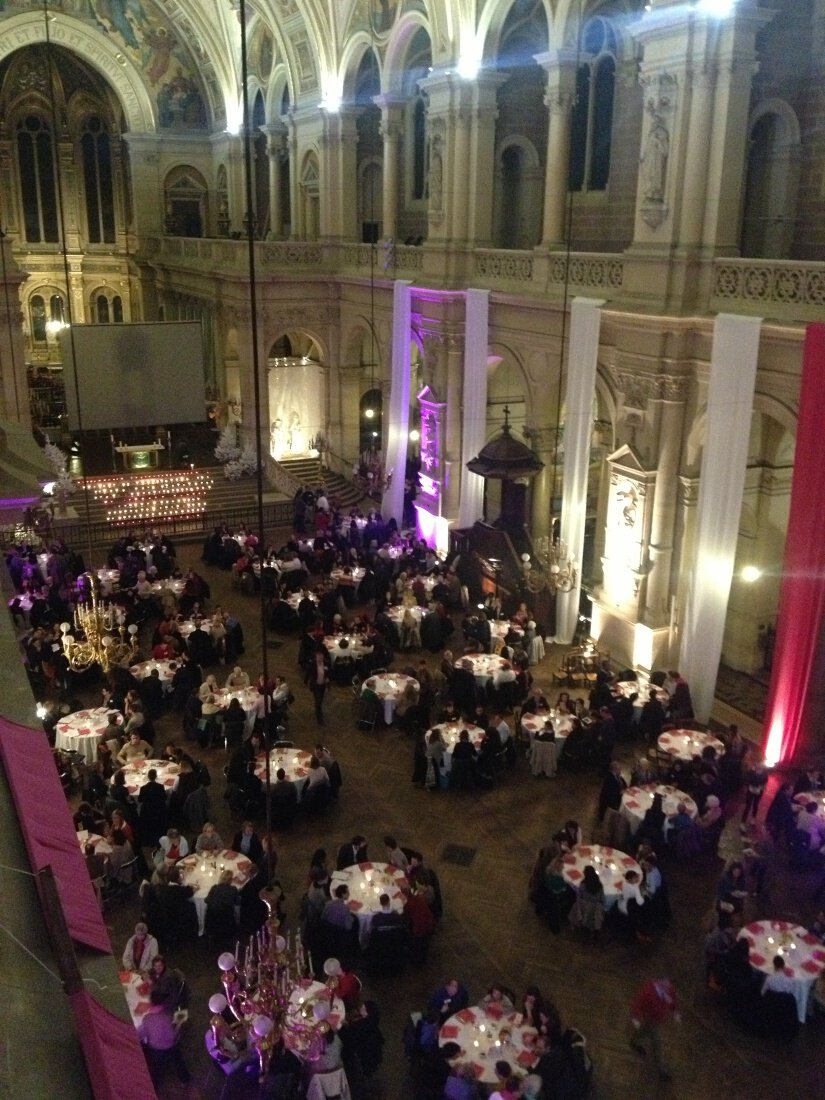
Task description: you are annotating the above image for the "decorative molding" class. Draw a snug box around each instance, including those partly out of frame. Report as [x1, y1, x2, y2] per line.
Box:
[611, 368, 689, 406]
[549, 255, 624, 289]
[713, 260, 825, 308]
[475, 250, 534, 282]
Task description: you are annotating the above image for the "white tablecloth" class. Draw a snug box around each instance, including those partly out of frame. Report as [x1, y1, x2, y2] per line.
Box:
[739, 920, 825, 1022]
[330, 861, 407, 945]
[255, 748, 313, 792]
[613, 679, 669, 710]
[454, 654, 508, 685]
[362, 673, 419, 723]
[117, 758, 181, 796]
[178, 616, 216, 639]
[149, 579, 185, 597]
[285, 591, 317, 611]
[177, 849, 256, 935]
[658, 729, 725, 762]
[323, 634, 373, 664]
[386, 605, 428, 624]
[77, 829, 112, 857]
[620, 784, 697, 836]
[490, 620, 524, 641]
[130, 658, 178, 683]
[520, 710, 572, 748]
[439, 1005, 538, 1084]
[284, 980, 345, 1056]
[120, 970, 152, 1028]
[428, 722, 485, 773]
[330, 567, 366, 587]
[562, 844, 641, 906]
[528, 740, 557, 777]
[55, 707, 119, 765]
[213, 686, 261, 734]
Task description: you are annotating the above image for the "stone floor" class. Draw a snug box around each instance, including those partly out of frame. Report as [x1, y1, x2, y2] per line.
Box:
[66, 540, 823, 1100]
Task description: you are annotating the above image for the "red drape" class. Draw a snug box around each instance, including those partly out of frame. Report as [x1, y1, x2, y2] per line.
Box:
[70, 990, 157, 1100]
[0, 715, 110, 952]
[763, 323, 825, 765]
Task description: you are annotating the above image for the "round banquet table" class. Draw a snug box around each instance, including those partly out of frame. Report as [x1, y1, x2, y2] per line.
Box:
[620, 784, 698, 836]
[520, 710, 573, 748]
[117, 758, 181, 796]
[362, 673, 419, 724]
[284, 979, 345, 1056]
[739, 920, 825, 1022]
[177, 849, 256, 935]
[562, 844, 642, 907]
[386, 604, 428, 624]
[77, 829, 112, 857]
[55, 706, 120, 765]
[119, 970, 152, 1029]
[178, 616, 215, 639]
[96, 567, 121, 587]
[329, 861, 407, 946]
[213, 685, 261, 734]
[330, 566, 366, 587]
[323, 634, 374, 665]
[149, 578, 185, 597]
[658, 729, 725, 762]
[439, 1005, 539, 1083]
[490, 620, 524, 642]
[428, 722, 485, 773]
[255, 748, 313, 792]
[285, 591, 317, 612]
[454, 653, 508, 685]
[130, 658, 178, 684]
[613, 679, 669, 707]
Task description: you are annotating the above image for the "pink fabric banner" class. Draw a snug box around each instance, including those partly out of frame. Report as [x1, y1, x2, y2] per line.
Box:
[763, 323, 825, 765]
[0, 715, 110, 952]
[70, 990, 157, 1100]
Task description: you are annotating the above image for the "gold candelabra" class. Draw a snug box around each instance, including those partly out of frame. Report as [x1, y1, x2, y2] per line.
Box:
[215, 908, 334, 1080]
[521, 537, 578, 594]
[59, 572, 139, 672]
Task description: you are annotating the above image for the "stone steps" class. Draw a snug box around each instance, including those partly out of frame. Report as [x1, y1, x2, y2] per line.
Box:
[278, 458, 365, 511]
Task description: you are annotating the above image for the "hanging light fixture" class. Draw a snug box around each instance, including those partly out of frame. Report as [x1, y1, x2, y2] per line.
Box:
[58, 572, 138, 672]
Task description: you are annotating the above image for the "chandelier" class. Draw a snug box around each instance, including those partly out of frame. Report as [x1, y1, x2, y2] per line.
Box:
[213, 905, 336, 1080]
[521, 537, 577, 594]
[59, 573, 139, 672]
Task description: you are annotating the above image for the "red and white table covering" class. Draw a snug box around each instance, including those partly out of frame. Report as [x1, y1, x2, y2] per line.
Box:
[118, 758, 181, 796]
[427, 722, 485, 773]
[739, 920, 825, 1022]
[255, 748, 314, 792]
[620, 784, 698, 836]
[55, 706, 119, 765]
[657, 729, 725, 762]
[362, 673, 419, 724]
[439, 1005, 538, 1084]
[454, 654, 508, 686]
[130, 658, 178, 684]
[562, 844, 641, 906]
[520, 710, 573, 748]
[177, 849, 256, 935]
[329, 861, 407, 945]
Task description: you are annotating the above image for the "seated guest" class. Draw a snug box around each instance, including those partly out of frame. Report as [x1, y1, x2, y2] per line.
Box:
[427, 978, 469, 1024]
[384, 835, 409, 871]
[154, 828, 189, 865]
[232, 821, 264, 862]
[554, 820, 583, 853]
[482, 983, 515, 1013]
[369, 893, 405, 936]
[796, 801, 825, 850]
[204, 870, 240, 944]
[194, 821, 224, 854]
[107, 829, 135, 885]
[321, 885, 356, 932]
[698, 794, 723, 831]
[308, 1029, 343, 1076]
[323, 957, 362, 1009]
[116, 731, 152, 766]
[122, 921, 159, 971]
[666, 802, 694, 837]
[336, 835, 368, 870]
[762, 954, 796, 995]
[148, 955, 180, 1012]
[269, 768, 299, 825]
[569, 865, 605, 937]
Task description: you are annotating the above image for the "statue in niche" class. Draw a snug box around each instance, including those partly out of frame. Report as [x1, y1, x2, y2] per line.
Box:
[640, 116, 669, 203]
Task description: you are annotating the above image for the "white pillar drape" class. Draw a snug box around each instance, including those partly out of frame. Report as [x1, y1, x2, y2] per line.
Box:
[556, 297, 605, 643]
[679, 313, 762, 720]
[457, 288, 490, 529]
[383, 279, 412, 527]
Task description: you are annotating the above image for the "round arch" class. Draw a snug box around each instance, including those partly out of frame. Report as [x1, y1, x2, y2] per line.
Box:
[264, 328, 328, 461]
[340, 34, 383, 102]
[383, 14, 433, 93]
[479, 0, 553, 63]
[0, 11, 155, 131]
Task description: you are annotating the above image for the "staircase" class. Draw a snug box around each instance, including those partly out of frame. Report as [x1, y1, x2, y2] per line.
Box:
[277, 458, 365, 511]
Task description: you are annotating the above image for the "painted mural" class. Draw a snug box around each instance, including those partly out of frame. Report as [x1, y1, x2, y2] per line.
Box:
[0, 0, 208, 129]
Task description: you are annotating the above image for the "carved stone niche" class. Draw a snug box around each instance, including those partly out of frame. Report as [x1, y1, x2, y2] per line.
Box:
[417, 384, 446, 511]
[600, 444, 657, 612]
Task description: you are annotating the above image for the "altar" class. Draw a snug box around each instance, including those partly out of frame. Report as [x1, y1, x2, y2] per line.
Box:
[114, 442, 165, 470]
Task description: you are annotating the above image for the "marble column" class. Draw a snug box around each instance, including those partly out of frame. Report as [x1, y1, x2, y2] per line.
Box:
[525, 427, 558, 540]
[466, 73, 507, 246]
[535, 50, 578, 248]
[266, 123, 287, 238]
[374, 95, 404, 242]
[319, 107, 360, 241]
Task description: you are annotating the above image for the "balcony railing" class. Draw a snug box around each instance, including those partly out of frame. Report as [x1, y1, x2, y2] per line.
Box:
[711, 258, 825, 319]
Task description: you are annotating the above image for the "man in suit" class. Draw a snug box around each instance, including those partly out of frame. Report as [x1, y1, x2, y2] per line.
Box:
[269, 768, 299, 827]
[598, 761, 628, 822]
[336, 834, 368, 870]
[138, 768, 169, 847]
[231, 820, 264, 862]
[186, 619, 213, 667]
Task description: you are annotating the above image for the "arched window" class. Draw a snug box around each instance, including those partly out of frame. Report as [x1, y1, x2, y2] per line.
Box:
[569, 19, 616, 193]
[252, 91, 268, 239]
[412, 95, 428, 201]
[92, 289, 125, 323]
[96, 294, 110, 323]
[164, 167, 208, 237]
[82, 116, 116, 243]
[30, 294, 47, 342]
[17, 115, 59, 242]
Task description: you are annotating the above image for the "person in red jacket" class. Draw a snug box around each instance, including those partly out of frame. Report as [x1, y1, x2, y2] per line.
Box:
[629, 977, 681, 1080]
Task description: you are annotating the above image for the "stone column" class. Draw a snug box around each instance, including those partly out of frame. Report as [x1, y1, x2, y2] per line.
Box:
[266, 123, 287, 238]
[418, 73, 456, 244]
[643, 377, 688, 624]
[0, 235, 29, 425]
[535, 49, 578, 248]
[525, 427, 558, 540]
[374, 95, 405, 243]
[676, 62, 718, 249]
[319, 107, 359, 241]
[466, 72, 507, 246]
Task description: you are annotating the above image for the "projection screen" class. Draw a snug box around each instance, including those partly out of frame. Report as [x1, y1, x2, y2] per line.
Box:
[60, 321, 207, 431]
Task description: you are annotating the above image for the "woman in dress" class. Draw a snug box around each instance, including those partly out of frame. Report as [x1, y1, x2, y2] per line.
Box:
[570, 864, 606, 939]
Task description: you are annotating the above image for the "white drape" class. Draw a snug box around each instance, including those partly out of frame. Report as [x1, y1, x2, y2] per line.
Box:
[457, 289, 490, 529]
[383, 279, 412, 526]
[679, 313, 762, 721]
[556, 296, 604, 643]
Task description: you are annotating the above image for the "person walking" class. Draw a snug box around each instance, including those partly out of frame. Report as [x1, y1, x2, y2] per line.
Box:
[628, 977, 680, 1080]
[306, 643, 331, 725]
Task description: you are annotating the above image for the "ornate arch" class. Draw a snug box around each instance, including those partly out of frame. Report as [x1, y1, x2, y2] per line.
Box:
[0, 11, 155, 131]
